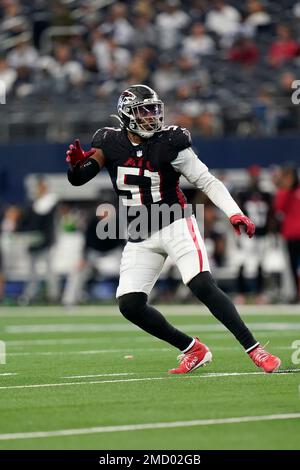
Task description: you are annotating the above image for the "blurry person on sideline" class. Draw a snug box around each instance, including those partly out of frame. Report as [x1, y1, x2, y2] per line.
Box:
[274, 165, 300, 302]
[62, 203, 123, 307]
[21, 177, 59, 304]
[0, 204, 23, 301]
[0, 204, 4, 301]
[235, 165, 275, 304]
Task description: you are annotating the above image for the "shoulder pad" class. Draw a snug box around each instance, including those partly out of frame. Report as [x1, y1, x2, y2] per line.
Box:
[163, 126, 192, 152]
[91, 127, 120, 149]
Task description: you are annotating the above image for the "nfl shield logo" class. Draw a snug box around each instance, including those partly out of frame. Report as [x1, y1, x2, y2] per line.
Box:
[136, 150, 143, 158]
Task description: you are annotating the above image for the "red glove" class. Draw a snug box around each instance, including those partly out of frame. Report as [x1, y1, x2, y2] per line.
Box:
[66, 139, 96, 166]
[230, 214, 255, 238]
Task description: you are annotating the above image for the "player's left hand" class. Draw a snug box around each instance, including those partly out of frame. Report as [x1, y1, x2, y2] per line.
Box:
[66, 139, 96, 166]
[230, 214, 255, 238]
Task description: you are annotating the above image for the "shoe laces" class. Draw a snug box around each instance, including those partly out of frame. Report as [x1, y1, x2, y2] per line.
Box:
[176, 346, 196, 364]
[177, 353, 186, 363]
[251, 345, 271, 364]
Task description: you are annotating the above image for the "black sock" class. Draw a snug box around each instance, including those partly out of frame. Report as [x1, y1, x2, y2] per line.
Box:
[188, 272, 258, 351]
[118, 292, 193, 351]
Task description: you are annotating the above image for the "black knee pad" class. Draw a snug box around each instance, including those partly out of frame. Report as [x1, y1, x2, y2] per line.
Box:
[118, 292, 147, 320]
[188, 271, 217, 299]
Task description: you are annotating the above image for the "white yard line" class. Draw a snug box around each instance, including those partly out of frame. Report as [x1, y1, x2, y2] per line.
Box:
[0, 373, 17, 376]
[7, 348, 172, 356]
[0, 413, 299, 441]
[5, 322, 300, 334]
[62, 373, 136, 379]
[0, 369, 299, 391]
[5, 345, 293, 357]
[5, 324, 136, 333]
[5, 338, 103, 346]
[4, 331, 296, 347]
[0, 304, 299, 317]
[6, 338, 155, 347]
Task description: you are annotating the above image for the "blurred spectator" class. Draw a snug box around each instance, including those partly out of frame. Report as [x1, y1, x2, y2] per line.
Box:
[182, 22, 215, 59]
[50, 43, 85, 89]
[124, 53, 151, 85]
[189, 0, 207, 23]
[252, 86, 277, 135]
[7, 36, 38, 69]
[1, 204, 22, 233]
[293, 2, 300, 18]
[0, 204, 22, 301]
[13, 64, 34, 98]
[21, 178, 58, 304]
[0, 55, 17, 94]
[71, 1, 101, 29]
[58, 203, 78, 233]
[51, 1, 74, 27]
[244, 0, 271, 35]
[174, 82, 202, 118]
[0, 0, 30, 46]
[194, 110, 222, 137]
[92, 30, 130, 80]
[228, 35, 259, 67]
[274, 165, 300, 302]
[276, 71, 299, 133]
[205, 0, 241, 44]
[81, 50, 99, 83]
[132, 0, 155, 19]
[36, 43, 85, 94]
[173, 112, 194, 129]
[102, 3, 134, 47]
[268, 24, 299, 67]
[131, 12, 156, 48]
[0, 206, 4, 301]
[204, 204, 226, 268]
[0, 260, 3, 301]
[152, 56, 180, 95]
[156, 0, 190, 50]
[175, 55, 210, 94]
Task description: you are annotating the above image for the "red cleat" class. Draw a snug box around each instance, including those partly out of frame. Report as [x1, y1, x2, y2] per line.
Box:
[168, 338, 212, 374]
[249, 345, 281, 373]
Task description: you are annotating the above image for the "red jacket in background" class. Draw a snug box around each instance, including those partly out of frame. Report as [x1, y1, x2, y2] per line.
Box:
[269, 40, 299, 66]
[274, 185, 300, 240]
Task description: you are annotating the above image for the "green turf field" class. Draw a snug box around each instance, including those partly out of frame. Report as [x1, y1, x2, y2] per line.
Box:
[0, 304, 299, 450]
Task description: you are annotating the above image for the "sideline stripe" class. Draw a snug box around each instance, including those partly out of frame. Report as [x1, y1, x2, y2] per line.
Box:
[0, 413, 299, 441]
[5, 345, 294, 357]
[3, 332, 297, 347]
[5, 322, 300, 334]
[0, 369, 299, 390]
[0, 305, 299, 317]
[186, 216, 203, 271]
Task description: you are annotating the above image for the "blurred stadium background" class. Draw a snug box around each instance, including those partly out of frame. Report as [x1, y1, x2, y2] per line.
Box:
[0, 0, 299, 306]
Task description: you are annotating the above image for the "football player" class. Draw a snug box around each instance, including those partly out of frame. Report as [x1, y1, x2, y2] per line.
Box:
[66, 84, 281, 374]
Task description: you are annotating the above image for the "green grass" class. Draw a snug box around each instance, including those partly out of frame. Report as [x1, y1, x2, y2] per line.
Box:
[0, 305, 299, 450]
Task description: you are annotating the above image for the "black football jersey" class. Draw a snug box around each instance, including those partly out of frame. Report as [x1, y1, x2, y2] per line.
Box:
[237, 189, 273, 237]
[92, 126, 192, 240]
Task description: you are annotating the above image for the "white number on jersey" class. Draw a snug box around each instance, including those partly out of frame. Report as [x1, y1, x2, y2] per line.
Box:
[116, 167, 162, 206]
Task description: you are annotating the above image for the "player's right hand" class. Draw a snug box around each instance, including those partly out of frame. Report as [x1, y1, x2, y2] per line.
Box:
[66, 139, 96, 166]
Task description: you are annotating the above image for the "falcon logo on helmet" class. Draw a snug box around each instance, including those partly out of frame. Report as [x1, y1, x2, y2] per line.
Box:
[117, 84, 164, 139]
